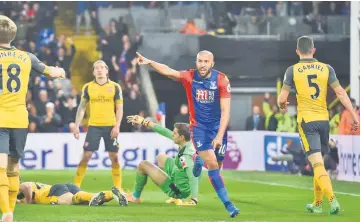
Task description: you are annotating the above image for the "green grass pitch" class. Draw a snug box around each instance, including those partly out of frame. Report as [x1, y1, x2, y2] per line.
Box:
[15, 170, 359, 222]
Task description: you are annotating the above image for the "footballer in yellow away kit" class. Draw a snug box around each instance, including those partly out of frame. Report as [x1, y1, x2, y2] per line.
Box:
[17, 182, 127, 206]
[72, 60, 125, 197]
[278, 36, 359, 215]
[0, 15, 65, 222]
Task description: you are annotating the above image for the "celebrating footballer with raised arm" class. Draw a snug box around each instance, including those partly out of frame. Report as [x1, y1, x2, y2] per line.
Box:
[136, 51, 239, 217]
[0, 15, 65, 222]
[278, 36, 359, 215]
[72, 60, 126, 206]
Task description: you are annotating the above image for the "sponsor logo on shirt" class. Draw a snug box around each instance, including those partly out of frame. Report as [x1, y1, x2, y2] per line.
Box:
[196, 89, 215, 103]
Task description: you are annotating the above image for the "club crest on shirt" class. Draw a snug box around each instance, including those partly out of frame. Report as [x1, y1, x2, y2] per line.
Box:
[210, 81, 217, 90]
[108, 87, 113, 92]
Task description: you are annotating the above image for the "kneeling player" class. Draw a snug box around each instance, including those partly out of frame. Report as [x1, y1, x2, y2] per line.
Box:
[17, 182, 127, 206]
[126, 115, 199, 205]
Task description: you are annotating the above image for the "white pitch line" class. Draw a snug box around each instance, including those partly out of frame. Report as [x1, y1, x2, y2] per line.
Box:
[226, 177, 360, 197]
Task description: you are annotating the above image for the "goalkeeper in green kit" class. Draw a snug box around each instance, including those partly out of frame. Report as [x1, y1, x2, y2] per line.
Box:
[126, 115, 199, 206]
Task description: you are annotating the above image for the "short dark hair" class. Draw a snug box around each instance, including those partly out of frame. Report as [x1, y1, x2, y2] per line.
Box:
[297, 36, 314, 55]
[174, 123, 191, 141]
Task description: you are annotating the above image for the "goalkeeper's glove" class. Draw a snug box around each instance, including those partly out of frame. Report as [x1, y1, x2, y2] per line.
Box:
[126, 115, 150, 127]
[176, 198, 198, 206]
[166, 198, 182, 205]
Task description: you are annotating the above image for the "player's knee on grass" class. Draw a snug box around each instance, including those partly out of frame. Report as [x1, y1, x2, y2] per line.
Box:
[156, 154, 168, 169]
[57, 193, 74, 205]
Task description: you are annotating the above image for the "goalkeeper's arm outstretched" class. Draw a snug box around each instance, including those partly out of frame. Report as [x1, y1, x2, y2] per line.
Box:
[126, 115, 199, 205]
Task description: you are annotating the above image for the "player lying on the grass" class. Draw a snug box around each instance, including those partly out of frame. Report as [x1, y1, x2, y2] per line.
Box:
[126, 115, 199, 206]
[17, 182, 128, 206]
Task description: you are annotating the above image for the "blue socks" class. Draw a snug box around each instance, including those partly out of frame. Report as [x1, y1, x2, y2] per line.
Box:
[208, 169, 231, 208]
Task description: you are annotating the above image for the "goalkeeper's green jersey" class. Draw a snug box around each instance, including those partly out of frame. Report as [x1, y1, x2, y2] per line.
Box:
[152, 124, 199, 199]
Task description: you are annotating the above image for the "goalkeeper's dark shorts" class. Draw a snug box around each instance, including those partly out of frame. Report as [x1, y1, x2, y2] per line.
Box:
[48, 183, 81, 197]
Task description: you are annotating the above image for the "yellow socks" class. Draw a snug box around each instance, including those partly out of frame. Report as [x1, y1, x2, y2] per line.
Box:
[111, 163, 122, 190]
[0, 168, 10, 214]
[74, 163, 88, 188]
[313, 176, 323, 206]
[313, 163, 335, 202]
[7, 171, 20, 212]
[103, 191, 113, 202]
[73, 191, 93, 204]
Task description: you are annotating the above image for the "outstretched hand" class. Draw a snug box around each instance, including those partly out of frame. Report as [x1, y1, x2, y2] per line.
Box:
[136, 52, 151, 65]
[126, 115, 144, 126]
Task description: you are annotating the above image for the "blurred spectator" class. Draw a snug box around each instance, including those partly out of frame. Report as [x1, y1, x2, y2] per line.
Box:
[111, 34, 141, 88]
[28, 103, 39, 133]
[289, 2, 303, 16]
[261, 1, 276, 17]
[76, 2, 91, 35]
[55, 35, 66, 51]
[116, 16, 129, 36]
[55, 37, 76, 78]
[303, 14, 327, 34]
[46, 80, 57, 102]
[246, 16, 264, 35]
[276, 109, 294, 132]
[338, 98, 360, 135]
[174, 104, 189, 124]
[329, 105, 342, 134]
[323, 139, 339, 178]
[122, 89, 146, 132]
[0, 2, 13, 17]
[341, 1, 350, 16]
[26, 41, 38, 57]
[180, 19, 207, 35]
[271, 139, 306, 174]
[217, 13, 237, 35]
[39, 102, 62, 133]
[275, 1, 287, 17]
[35, 90, 49, 116]
[59, 96, 77, 129]
[263, 93, 279, 131]
[35, 2, 57, 30]
[326, 2, 338, 15]
[41, 45, 57, 66]
[245, 106, 265, 131]
[70, 87, 81, 107]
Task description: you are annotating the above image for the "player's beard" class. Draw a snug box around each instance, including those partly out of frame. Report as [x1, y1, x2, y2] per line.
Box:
[198, 67, 212, 78]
